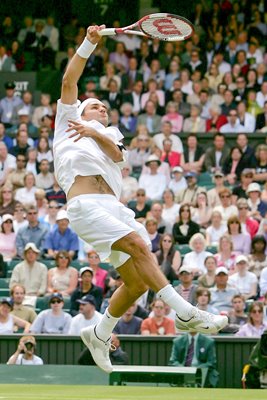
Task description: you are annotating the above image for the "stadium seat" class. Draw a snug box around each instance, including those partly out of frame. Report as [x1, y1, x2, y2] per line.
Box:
[175, 244, 191, 255]
[0, 278, 10, 288]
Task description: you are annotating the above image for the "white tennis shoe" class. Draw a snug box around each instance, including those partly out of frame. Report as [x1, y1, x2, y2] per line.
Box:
[80, 326, 113, 373]
[175, 308, 228, 334]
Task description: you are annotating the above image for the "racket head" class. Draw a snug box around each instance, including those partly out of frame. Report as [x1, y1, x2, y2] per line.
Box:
[139, 13, 194, 41]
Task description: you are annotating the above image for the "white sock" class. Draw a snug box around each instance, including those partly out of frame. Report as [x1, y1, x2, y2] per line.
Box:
[95, 308, 120, 342]
[157, 284, 194, 319]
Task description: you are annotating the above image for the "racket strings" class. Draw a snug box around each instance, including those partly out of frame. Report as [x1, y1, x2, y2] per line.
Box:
[141, 16, 192, 41]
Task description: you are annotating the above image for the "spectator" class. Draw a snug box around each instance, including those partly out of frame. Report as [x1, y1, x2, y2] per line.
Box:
[138, 155, 167, 201]
[122, 80, 143, 116]
[0, 122, 13, 150]
[119, 103, 137, 134]
[256, 82, 267, 109]
[102, 80, 122, 111]
[136, 100, 162, 134]
[87, 250, 108, 291]
[183, 104, 206, 133]
[5, 154, 27, 191]
[174, 265, 198, 306]
[148, 201, 168, 235]
[207, 171, 226, 208]
[141, 299, 175, 335]
[160, 138, 182, 169]
[120, 164, 138, 205]
[121, 56, 143, 93]
[236, 133, 257, 168]
[141, 78, 165, 109]
[0, 81, 22, 126]
[228, 255, 258, 300]
[9, 242, 47, 305]
[70, 266, 103, 315]
[45, 176, 66, 206]
[161, 101, 183, 133]
[0, 142, 16, 186]
[0, 44, 16, 71]
[256, 101, 267, 131]
[221, 89, 237, 116]
[0, 184, 18, 217]
[0, 214, 16, 261]
[235, 302, 267, 337]
[206, 104, 228, 133]
[155, 233, 181, 282]
[222, 146, 248, 185]
[34, 188, 48, 218]
[144, 217, 161, 253]
[113, 304, 142, 335]
[213, 187, 238, 223]
[25, 147, 38, 176]
[14, 91, 35, 124]
[44, 209, 79, 260]
[7, 335, 43, 365]
[32, 93, 53, 128]
[206, 210, 227, 247]
[195, 287, 218, 314]
[68, 294, 102, 335]
[36, 137, 53, 165]
[253, 144, 267, 184]
[204, 133, 230, 173]
[46, 251, 78, 297]
[236, 101, 256, 133]
[99, 62, 121, 92]
[127, 133, 152, 176]
[15, 205, 48, 258]
[220, 109, 244, 133]
[161, 189, 180, 234]
[127, 189, 151, 224]
[168, 166, 187, 194]
[12, 203, 28, 234]
[228, 294, 248, 326]
[183, 233, 213, 276]
[246, 183, 267, 220]
[175, 172, 205, 207]
[172, 203, 200, 245]
[30, 293, 72, 334]
[232, 169, 255, 202]
[10, 129, 31, 158]
[227, 215, 251, 255]
[248, 235, 267, 280]
[24, 20, 50, 71]
[198, 256, 217, 289]
[169, 332, 219, 387]
[237, 198, 259, 239]
[10, 284, 37, 324]
[35, 159, 54, 190]
[0, 297, 30, 334]
[209, 267, 239, 313]
[180, 133, 205, 174]
[14, 172, 37, 207]
[191, 191, 212, 229]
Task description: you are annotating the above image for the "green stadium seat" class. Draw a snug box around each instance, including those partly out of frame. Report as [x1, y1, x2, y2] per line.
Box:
[206, 245, 218, 254]
[0, 288, 10, 296]
[175, 244, 191, 255]
[0, 278, 10, 288]
[198, 172, 213, 187]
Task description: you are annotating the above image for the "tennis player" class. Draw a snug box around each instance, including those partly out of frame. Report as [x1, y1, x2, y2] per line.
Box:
[53, 25, 227, 373]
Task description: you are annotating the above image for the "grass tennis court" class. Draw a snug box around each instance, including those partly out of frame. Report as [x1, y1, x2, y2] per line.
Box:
[0, 385, 266, 400]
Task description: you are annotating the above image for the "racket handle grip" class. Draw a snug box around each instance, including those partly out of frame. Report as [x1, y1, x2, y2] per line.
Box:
[99, 28, 116, 36]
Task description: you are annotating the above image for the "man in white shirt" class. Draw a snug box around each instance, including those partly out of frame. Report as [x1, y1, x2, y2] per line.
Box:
[7, 335, 43, 365]
[35, 159, 54, 189]
[69, 295, 102, 335]
[153, 121, 183, 154]
[237, 101, 256, 133]
[256, 82, 267, 108]
[220, 110, 244, 134]
[138, 155, 167, 201]
[228, 255, 258, 300]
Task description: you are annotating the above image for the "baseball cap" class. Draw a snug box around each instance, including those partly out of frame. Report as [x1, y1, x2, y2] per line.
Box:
[214, 171, 224, 178]
[235, 255, 248, 264]
[49, 292, 64, 302]
[79, 266, 94, 277]
[24, 242, 40, 253]
[145, 154, 161, 166]
[77, 294, 96, 306]
[1, 214, 14, 223]
[246, 182, 261, 194]
[241, 168, 254, 176]
[56, 210, 69, 221]
[0, 297, 13, 308]
[185, 172, 197, 178]
[5, 81, 15, 90]
[215, 266, 229, 276]
[18, 108, 30, 116]
[172, 166, 183, 173]
[178, 265, 193, 274]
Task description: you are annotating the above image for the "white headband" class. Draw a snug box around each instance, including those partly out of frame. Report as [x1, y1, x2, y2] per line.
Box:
[77, 98, 105, 116]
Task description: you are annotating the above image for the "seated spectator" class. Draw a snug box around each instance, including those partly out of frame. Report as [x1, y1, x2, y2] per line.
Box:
[16, 205, 48, 258]
[209, 267, 239, 314]
[253, 144, 267, 184]
[9, 242, 48, 305]
[7, 335, 43, 365]
[180, 133, 205, 174]
[99, 62, 121, 92]
[222, 146, 248, 185]
[175, 172, 205, 208]
[32, 93, 53, 128]
[213, 187, 238, 223]
[100, 269, 124, 314]
[138, 155, 167, 201]
[148, 201, 169, 235]
[255, 100, 267, 131]
[70, 266, 103, 315]
[136, 100, 162, 135]
[25, 147, 38, 176]
[195, 287, 218, 314]
[0, 142, 16, 187]
[145, 217, 161, 253]
[228, 255, 258, 300]
[236, 101, 256, 133]
[214, 234, 237, 273]
[198, 256, 217, 289]
[183, 104, 206, 133]
[141, 78, 165, 110]
[78, 333, 128, 366]
[191, 191, 212, 229]
[119, 102, 137, 134]
[0, 184, 18, 217]
[260, 265, 267, 298]
[236, 133, 257, 168]
[161, 101, 183, 133]
[228, 294, 248, 326]
[0, 122, 13, 150]
[169, 332, 219, 387]
[35, 159, 54, 190]
[161, 189, 180, 234]
[14, 172, 37, 207]
[237, 198, 259, 239]
[153, 120, 183, 154]
[30, 293, 72, 334]
[9, 129, 31, 158]
[10, 284, 37, 324]
[220, 109, 244, 133]
[0, 81, 22, 127]
[205, 62, 223, 92]
[248, 235, 267, 280]
[174, 265, 197, 306]
[227, 215, 251, 255]
[155, 233, 181, 282]
[101, 79, 122, 111]
[38, 200, 59, 231]
[87, 250, 108, 291]
[34, 189, 48, 218]
[0, 297, 30, 334]
[0, 214, 16, 261]
[113, 304, 142, 335]
[127, 132, 152, 177]
[5, 154, 27, 191]
[140, 299, 175, 335]
[204, 133, 230, 173]
[45, 176, 66, 206]
[127, 189, 151, 224]
[206, 210, 227, 247]
[68, 294, 102, 335]
[246, 183, 267, 220]
[44, 210, 79, 260]
[172, 203, 200, 245]
[160, 138, 182, 169]
[120, 164, 138, 205]
[168, 166, 187, 194]
[235, 302, 267, 337]
[12, 203, 28, 233]
[232, 169, 255, 202]
[206, 104, 227, 132]
[46, 251, 78, 298]
[183, 233, 213, 276]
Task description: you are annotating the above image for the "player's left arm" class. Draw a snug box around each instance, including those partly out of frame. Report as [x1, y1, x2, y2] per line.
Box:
[67, 120, 124, 162]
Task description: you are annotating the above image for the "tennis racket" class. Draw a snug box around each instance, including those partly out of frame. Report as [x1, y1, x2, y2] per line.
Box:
[99, 13, 194, 42]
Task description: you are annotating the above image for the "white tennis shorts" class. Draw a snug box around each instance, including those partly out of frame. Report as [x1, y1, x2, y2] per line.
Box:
[67, 194, 151, 268]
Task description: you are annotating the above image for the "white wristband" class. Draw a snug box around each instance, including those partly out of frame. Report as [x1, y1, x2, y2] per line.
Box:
[76, 38, 97, 59]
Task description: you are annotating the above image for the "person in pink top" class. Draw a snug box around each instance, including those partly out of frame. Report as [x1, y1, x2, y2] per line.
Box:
[87, 250, 107, 291]
[161, 101, 183, 133]
[0, 214, 17, 261]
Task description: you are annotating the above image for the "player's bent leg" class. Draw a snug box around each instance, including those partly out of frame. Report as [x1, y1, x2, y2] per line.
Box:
[112, 232, 228, 334]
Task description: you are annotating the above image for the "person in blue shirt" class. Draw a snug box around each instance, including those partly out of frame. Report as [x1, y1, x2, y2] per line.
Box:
[44, 209, 79, 259]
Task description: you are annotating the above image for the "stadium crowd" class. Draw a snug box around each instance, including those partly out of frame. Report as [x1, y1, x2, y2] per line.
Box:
[0, 0, 267, 353]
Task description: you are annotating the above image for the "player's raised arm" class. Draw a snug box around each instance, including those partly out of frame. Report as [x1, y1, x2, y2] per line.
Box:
[61, 25, 105, 105]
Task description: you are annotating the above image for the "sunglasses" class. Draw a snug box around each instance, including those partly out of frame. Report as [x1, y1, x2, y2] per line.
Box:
[88, 255, 99, 259]
[251, 309, 262, 314]
[50, 300, 62, 304]
[28, 212, 37, 215]
[238, 207, 248, 210]
[58, 255, 68, 259]
[163, 239, 172, 243]
[220, 195, 230, 198]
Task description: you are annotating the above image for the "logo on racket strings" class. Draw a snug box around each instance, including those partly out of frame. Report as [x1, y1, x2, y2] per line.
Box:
[153, 19, 182, 35]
